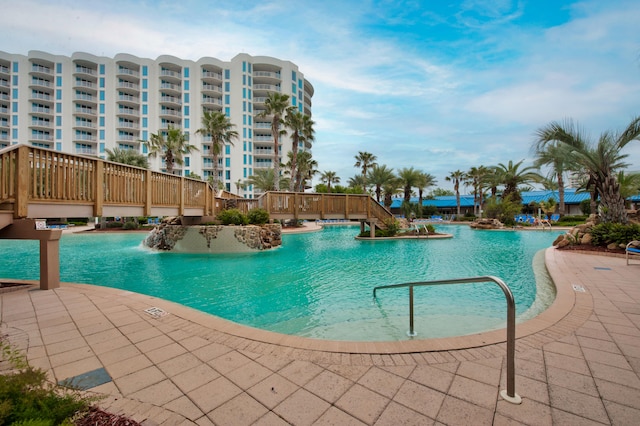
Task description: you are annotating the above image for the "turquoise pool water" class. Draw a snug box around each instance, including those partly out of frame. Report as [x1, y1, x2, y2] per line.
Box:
[0, 225, 562, 341]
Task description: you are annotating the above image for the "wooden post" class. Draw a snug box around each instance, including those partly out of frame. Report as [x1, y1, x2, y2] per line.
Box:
[144, 169, 152, 216]
[39, 238, 60, 290]
[179, 176, 185, 216]
[293, 193, 299, 221]
[94, 160, 104, 217]
[344, 194, 349, 219]
[15, 145, 30, 219]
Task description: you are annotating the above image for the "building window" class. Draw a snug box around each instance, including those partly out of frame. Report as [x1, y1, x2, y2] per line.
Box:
[142, 66, 148, 76]
[142, 92, 148, 102]
[225, 95, 230, 105]
[184, 80, 189, 90]
[184, 93, 189, 103]
[225, 158, 230, 167]
[225, 82, 230, 92]
[184, 67, 189, 78]
[242, 75, 246, 85]
[12, 62, 19, 72]
[184, 118, 189, 129]
[12, 89, 18, 99]
[184, 106, 189, 116]
[242, 61, 246, 72]
[184, 157, 190, 167]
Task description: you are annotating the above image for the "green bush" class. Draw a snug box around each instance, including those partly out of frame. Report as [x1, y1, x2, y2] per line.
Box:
[383, 218, 401, 236]
[590, 223, 640, 246]
[123, 221, 138, 230]
[105, 221, 124, 228]
[426, 224, 435, 234]
[0, 337, 91, 425]
[580, 199, 592, 215]
[247, 208, 270, 225]
[217, 208, 248, 225]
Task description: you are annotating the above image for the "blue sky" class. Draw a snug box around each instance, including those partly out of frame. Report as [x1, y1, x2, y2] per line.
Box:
[4, 0, 639, 191]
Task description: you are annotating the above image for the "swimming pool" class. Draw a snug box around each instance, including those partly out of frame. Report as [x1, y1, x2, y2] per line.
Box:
[0, 225, 562, 341]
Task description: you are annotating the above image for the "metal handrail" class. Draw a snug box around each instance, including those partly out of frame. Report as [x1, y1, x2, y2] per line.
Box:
[372, 276, 522, 404]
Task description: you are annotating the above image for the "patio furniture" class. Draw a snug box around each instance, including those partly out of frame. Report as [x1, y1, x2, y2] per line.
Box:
[626, 241, 640, 265]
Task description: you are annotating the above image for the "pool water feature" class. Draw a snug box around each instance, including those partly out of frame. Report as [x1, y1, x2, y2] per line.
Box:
[0, 225, 563, 341]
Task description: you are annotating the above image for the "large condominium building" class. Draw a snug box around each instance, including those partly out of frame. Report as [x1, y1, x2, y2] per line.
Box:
[0, 50, 314, 197]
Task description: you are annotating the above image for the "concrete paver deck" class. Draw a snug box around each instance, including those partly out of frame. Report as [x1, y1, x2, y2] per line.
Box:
[1, 247, 639, 425]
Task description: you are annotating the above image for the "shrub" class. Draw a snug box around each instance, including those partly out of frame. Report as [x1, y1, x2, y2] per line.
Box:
[123, 221, 138, 230]
[0, 336, 91, 425]
[105, 221, 124, 228]
[247, 208, 270, 225]
[426, 224, 435, 234]
[580, 199, 592, 215]
[383, 218, 401, 236]
[217, 208, 248, 225]
[590, 223, 640, 246]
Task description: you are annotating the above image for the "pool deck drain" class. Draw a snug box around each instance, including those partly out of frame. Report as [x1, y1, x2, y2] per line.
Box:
[1, 248, 639, 425]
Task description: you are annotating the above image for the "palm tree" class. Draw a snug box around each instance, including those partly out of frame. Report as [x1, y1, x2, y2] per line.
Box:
[295, 151, 318, 192]
[493, 160, 541, 204]
[347, 175, 367, 194]
[464, 166, 490, 216]
[105, 147, 149, 168]
[320, 170, 340, 193]
[445, 170, 464, 216]
[284, 110, 315, 192]
[245, 168, 289, 193]
[416, 172, 437, 217]
[617, 171, 640, 206]
[258, 92, 290, 191]
[144, 126, 197, 175]
[382, 178, 402, 209]
[367, 165, 396, 202]
[354, 151, 377, 190]
[533, 142, 574, 216]
[535, 117, 640, 223]
[398, 167, 422, 203]
[195, 111, 238, 191]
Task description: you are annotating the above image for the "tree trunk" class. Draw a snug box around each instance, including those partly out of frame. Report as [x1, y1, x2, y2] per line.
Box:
[599, 176, 628, 224]
[557, 172, 566, 216]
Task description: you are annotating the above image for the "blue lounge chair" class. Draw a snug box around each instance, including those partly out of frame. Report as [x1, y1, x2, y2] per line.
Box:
[550, 214, 560, 222]
[626, 241, 640, 265]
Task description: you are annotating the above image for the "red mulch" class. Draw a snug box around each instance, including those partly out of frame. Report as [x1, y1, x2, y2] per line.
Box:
[75, 407, 142, 426]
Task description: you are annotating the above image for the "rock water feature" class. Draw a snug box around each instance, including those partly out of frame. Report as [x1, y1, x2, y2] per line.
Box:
[143, 217, 282, 253]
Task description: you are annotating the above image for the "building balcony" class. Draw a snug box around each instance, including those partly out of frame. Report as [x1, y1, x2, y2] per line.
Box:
[0, 119, 9, 129]
[74, 106, 97, 117]
[31, 106, 52, 115]
[30, 64, 53, 77]
[29, 79, 53, 89]
[74, 80, 97, 91]
[0, 64, 9, 75]
[74, 65, 97, 76]
[253, 148, 273, 157]
[116, 121, 140, 130]
[29, 92, 53, 104]
[253, 70, 281, 84]
[202, 96, 222, 106]
[0, 132, 9, 142]
[74, 93, 96, 102]
[160, 69, 182, 80]
[254, 135, 274, 142]
[201, 69, 223, 82]
[202, 84, 222, 95]
[117, 107, 139, 117]
[118, 94, 140, 106]
[30, 133, 53, 141]
[117, 67, 140, 78]
[74, 146, 97, 156]
[0, 106, 9, 115]
[253, 122, 272, 130]
[74, 134, 97, 142]
[0, 80, 9, 88]
[159, 108, 181, 118]
[117, 134, 138, 142]
[159, 95, 182, 106]
[0, 93, 9, 101]
[160, 82, 181, 94]
[117, 81, 140, 91]
[74, 120, 97, 129]
[253, 84, 281, 93]
[30, 119, 52, 129]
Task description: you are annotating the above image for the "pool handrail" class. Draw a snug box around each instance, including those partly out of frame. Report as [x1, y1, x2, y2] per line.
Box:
[372, 275, 521, 404]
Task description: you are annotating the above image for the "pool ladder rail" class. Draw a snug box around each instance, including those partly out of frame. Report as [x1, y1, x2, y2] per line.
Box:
[372, 276, 522, 404]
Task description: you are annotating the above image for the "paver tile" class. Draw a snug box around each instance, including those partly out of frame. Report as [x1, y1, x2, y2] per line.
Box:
[546, 366, 598, 397]
[448, 375, 498, 408]
[128, 379, 183, 406]
[393, 380, 445, 419]
[116, 366, 166, 395]
[207, 393, 268, 426]
[548, 384, 609, 423]
[496, 397, 552, 426]
[209, 350, 252, 374]
[157, 352, 202, 377]
[247, 374, 299, 410]
[437, 395, 494, 426]
[314, 406, 367, 426]
[304, 369, 354, 403]
[187, 376, 242, 414]
[375, 401, 434, 426]
[273, 388, 331, 426]
[171, 363, 220, 393]
[278, 359, 324, 386]
[335, 384, 389, 425]
[357, 366, 405, 398]
[409, 365, 455, 393]
[226, 361, 272, 389]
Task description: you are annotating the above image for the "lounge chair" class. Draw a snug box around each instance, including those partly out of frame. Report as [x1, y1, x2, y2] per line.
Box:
[550, 214, 560, 222]
[626, 241, 640, 265]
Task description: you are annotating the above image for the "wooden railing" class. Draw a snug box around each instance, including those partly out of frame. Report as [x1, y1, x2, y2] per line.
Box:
[0, 144, 393, 225]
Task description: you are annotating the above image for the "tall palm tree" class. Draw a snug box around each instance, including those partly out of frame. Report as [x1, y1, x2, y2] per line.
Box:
[533, 142, 573, 216]
[295, 151, 318, 192]
[320, 170, 340, 193]
[258, 92, 290, 191]
[493, 160, 541, 204]
[354, 151, 377, 190]
[445, 170, 464, 216]
[144, 126, 197, 175]
[617, 171, 640, 206]
[105, 147, 149, 168]
[464, 166, 490, 216]
[382, 178, 402, 209]
[195, 111, 238, 191]
[284, 110, 315, 192]
[367, 165, 396, 202]
[416, 172, 437, 217]
[398, 167, 422, 203]
[535, 116, 640, 223]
